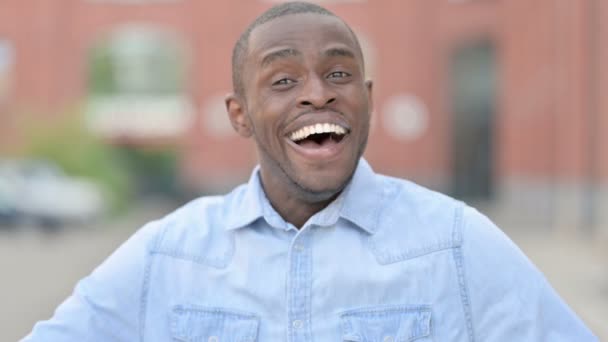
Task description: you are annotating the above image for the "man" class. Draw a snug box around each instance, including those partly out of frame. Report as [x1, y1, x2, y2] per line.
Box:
[25, 2, 596, 341]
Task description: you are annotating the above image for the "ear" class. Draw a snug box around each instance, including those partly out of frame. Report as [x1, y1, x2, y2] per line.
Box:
[225, 93, 253, 138]
[365, 79, 374, 112]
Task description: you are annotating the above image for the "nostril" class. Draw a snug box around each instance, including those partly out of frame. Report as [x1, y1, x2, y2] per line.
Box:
[298, 96, 335, 108]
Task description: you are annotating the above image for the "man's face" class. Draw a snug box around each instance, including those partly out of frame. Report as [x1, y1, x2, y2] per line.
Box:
[230, 13, 372, 202]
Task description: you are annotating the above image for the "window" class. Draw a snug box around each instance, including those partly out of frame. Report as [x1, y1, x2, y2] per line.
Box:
[86, 26, 192, 139]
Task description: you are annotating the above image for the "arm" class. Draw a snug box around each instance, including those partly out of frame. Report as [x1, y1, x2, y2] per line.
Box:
[460, 207, 597, 341]
[22, 221, 162, 342]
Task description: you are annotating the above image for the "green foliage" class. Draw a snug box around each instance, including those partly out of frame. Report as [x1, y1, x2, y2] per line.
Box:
[23, 110, 133, 213]
[117, 147, 180, 199]
[20, 104, 184, 215]
[88, 45, 116, 95]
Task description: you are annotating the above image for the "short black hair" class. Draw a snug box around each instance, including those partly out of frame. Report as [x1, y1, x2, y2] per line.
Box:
[231, 1, 363, 97]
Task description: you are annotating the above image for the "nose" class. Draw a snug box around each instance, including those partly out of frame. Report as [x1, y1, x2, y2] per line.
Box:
[297, 74, 336, 109]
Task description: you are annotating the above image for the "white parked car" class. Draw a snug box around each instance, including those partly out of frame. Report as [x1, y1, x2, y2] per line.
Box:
[0, 160, 106, 227]
[0, 178, 19, 226]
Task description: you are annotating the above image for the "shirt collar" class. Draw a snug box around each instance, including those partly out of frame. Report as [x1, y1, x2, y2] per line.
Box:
[337, 158, 383, 234]
[225, 158, 384, 234]
[224, 166, 266, 231]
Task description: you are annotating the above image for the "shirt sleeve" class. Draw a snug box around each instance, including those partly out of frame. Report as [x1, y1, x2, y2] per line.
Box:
[460, 206, 598, 341]
[21, 221, 162, 342]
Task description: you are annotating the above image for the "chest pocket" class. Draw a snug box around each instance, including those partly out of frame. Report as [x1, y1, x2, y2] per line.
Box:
[340, 305, 432, 342]
[170, 305, 259, 342]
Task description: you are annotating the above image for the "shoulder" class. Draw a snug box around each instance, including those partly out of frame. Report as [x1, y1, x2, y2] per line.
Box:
[459, 204, 533, 272]
[141, 184, 249, 268]
[368, 175, 470, 264]
[369, 174, 511, 265]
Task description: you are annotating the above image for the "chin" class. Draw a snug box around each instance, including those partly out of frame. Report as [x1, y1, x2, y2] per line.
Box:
[292, 170, 354, 203]
[295, 183, 343, 203]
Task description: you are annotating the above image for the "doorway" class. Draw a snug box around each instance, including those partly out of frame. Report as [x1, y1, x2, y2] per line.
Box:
[449, 40, 497, 200]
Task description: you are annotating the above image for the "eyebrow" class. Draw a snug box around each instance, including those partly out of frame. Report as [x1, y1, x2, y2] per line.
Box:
[323, 47, 356, 59]
[261, 48, 301, 68]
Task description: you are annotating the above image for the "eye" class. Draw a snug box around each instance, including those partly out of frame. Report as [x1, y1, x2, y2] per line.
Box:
[327, 71, 351, 79]
[272, 78, 296, 86]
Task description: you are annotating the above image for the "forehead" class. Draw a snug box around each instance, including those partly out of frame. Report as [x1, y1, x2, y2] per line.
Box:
[247, 13, 361, 64]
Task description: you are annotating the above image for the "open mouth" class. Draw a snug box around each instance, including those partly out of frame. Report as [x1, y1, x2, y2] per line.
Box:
[288, 123, 348, 148]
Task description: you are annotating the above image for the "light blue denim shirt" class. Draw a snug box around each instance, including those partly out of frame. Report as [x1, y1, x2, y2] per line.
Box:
[24, 159, 596, 341]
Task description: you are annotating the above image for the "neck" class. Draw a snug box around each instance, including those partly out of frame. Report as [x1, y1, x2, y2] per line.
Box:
[259, 173, 337, 229]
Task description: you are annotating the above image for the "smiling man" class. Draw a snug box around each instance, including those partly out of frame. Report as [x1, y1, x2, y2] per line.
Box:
[225, 4, 372, 228]
[24, 2, 596, 342]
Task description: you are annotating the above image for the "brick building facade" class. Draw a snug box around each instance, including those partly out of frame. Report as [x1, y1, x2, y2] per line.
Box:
[0, 0, 606, 231]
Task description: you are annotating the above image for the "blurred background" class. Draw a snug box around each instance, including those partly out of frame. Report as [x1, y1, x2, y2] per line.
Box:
[0, 0, 606, 340]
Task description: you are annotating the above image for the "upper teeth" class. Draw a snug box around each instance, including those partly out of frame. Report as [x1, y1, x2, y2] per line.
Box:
[289, 123, 347, 141]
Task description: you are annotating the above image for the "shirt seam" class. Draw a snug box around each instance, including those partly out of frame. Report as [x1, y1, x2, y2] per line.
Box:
[366, 181, 463, 265]
[138, 223, 165, 342]
[148, 216, 236, 269]
[307, 234, 313, 341]
[370, 240, 458, 265]
[71, 283, 100, 341]
[452, 203, 475, 342]
[150, 249, 233, 268]
[371, 177, 387, 233]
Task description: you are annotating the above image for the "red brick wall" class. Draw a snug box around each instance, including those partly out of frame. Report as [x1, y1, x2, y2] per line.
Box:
[0, 0, 605, 191]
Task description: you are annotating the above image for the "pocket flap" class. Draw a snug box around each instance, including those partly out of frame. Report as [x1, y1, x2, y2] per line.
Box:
[340, 305, 431, 342]
[170, 305, 259, 342]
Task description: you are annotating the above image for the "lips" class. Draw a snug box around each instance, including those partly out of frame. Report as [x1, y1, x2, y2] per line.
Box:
[288, 123, 348, 142]
[283, 113, 351, 160]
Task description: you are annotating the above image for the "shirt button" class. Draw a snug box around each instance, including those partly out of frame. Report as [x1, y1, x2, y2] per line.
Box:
[208, 336, 219, 342]
[293, 244, 304, 252]
[292, 319, 304, 329]
[383, 336, 394, 342]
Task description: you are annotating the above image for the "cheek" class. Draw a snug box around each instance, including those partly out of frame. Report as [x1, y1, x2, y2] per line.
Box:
[344, 90, 371, 122]
[250, 97, 289, 145]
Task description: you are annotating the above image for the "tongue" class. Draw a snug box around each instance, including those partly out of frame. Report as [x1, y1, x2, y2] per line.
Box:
[299, 140, 322, 149]
[298, 136, 337, 149]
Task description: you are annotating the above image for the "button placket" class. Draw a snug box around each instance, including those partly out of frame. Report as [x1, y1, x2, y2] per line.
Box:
[292, 319, 303, 329]
[287, 232, 312, 342]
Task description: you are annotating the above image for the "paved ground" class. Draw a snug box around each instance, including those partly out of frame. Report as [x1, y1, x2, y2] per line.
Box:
[508, 229, 607, 339]
[0, 201, 168, 342]
[1, 204, 606, 341]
